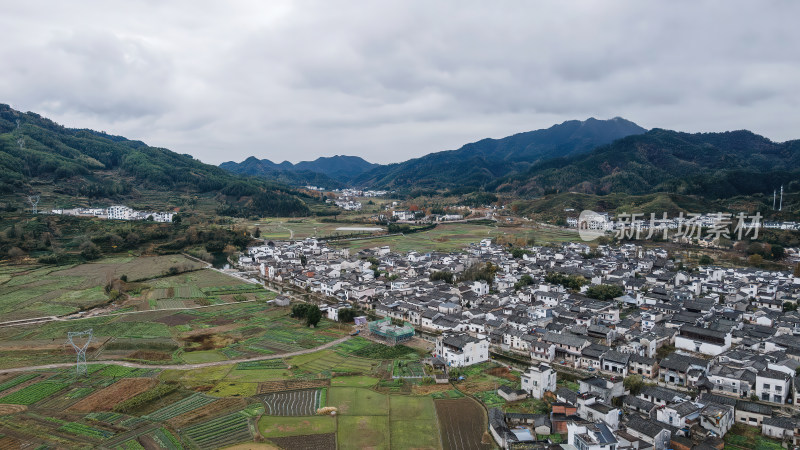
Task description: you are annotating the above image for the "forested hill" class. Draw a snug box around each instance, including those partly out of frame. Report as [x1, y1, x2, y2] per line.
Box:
[0, 104, 311, 216]
[220, 155, 379, 186]
[500, 128, 800, 198]
[351, 117, 646, 191]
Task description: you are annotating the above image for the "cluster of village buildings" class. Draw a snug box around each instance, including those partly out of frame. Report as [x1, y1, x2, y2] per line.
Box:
[240, 236, 800, 449]
[49, 205, 175, 222]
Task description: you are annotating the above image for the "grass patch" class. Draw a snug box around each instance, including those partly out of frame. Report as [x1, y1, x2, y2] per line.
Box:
[180, 350, 226, 364]
[258, 415, 336, 438]
[330, 376, 379, 388]
[326, 387, 388, 416]
[337, 415, 389, 450]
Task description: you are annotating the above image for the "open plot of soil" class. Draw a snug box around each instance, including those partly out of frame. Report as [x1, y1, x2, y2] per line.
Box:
[269, 433, 336, 450]
[435, 398, 492, 450]
[486, 366, 520, 383]
[0, 404, 27, 415]
[153, 313, 196, 326]
[181, 332, 237, 351]
[68, 378, 157, 412]
[127, 350, 172, 361]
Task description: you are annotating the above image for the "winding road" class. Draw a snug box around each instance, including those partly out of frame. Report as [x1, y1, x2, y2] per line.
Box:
[0, 336, 350, 374]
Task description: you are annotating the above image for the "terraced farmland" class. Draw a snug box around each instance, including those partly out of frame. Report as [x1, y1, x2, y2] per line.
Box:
[260, 389, 321, 416]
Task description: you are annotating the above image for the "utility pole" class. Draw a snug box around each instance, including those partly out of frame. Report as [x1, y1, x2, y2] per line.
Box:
[773, 190, 777, 210]
[780, 185, 784, 211]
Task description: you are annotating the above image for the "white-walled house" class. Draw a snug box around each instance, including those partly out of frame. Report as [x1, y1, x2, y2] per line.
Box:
[566, 422, 618, 450]
[107, 205, 134, 220]
[326, 303, 350, 322]
[755, 370, 791, 404]
[521, 364, 556, 399]
[674, 325, 731, 356]
[655, 401, 701, 429]
[435, 332, 489, 367]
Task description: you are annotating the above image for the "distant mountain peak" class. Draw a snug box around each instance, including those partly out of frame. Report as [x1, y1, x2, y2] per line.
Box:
[351, 117, 648, 190]
[220, 154, 378, 185]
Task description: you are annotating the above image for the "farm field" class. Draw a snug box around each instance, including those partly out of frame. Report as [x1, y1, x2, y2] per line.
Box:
[240, 218, 388, 241]
[0, 348, 499, 449]
[258, 415, 336, 438]
[389, 395, 441, 450]
[0, 255, 205, 321]
[332, 222, 578, 253]
[338, 415, 391, 449]
[0, 301, 347, 369]
[327, 387, 388, 416]
[0, 266, 509, 450]
[260, 389, 321, 416]
[435, 397, 492, 450]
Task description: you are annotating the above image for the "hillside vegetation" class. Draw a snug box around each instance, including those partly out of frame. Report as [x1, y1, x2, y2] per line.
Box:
[0, 104, 311, 217]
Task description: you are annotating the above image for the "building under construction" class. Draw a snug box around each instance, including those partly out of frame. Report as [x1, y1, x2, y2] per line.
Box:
[367, 317, 415, 345]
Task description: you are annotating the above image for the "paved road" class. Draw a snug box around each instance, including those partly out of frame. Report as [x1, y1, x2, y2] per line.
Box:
[0, 336, 351, 374]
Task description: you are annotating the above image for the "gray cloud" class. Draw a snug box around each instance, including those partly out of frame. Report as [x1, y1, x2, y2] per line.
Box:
[1, 1, 798, 165]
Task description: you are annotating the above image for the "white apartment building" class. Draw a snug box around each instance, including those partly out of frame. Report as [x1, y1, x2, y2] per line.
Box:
[520, 364, 556, 399]
[107, 205, 134, 220]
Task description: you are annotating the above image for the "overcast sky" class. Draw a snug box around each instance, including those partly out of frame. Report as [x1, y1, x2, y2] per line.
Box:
[1, 1, 798, 165]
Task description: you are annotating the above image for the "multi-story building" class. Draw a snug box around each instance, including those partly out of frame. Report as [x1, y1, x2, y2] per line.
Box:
[435, 332, 489, 367]
[755, 370, 791, 404]
[566, 422, 618, 450]
[521, 363, 556, 399]
[107, 205, 133, 220]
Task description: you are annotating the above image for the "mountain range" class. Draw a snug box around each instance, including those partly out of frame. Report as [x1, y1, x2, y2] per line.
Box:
[221, 117, 647, 191]
[222, 117, 798, 205]
[350, 117, 647, 191]
[2, 102, 797, 219]
[220, 155, 378, 188]
[0, 104, 313, 217]
[499, 128, 800, 199]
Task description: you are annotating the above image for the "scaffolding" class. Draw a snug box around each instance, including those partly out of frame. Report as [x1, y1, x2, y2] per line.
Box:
[367, 317, 415, 346]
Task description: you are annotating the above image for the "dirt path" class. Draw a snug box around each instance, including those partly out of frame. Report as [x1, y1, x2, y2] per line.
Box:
[0, 336, 351, 374]
[277, 223, 294, 239]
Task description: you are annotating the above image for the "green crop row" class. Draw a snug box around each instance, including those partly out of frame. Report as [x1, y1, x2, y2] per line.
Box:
[0, 382, 69, 405]
[183, 411, 251, 448]
[0, 374, 37, 393]
[145, 393, 215, 422]
[59, 422, 115, 439]
[235, 360, 287, 370]
[151, 427, 183, 450]
[113, 383, 179, 413]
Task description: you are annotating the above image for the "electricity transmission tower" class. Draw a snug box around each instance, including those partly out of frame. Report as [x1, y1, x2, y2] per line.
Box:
[67, 329, 93, 375]
[27, 194, 40, 215]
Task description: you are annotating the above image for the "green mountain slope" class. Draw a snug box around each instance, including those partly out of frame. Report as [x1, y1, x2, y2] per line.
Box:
[0, 104, 311, 216]
[353, 117, 646, 191]
[501, 128, 800, 198]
